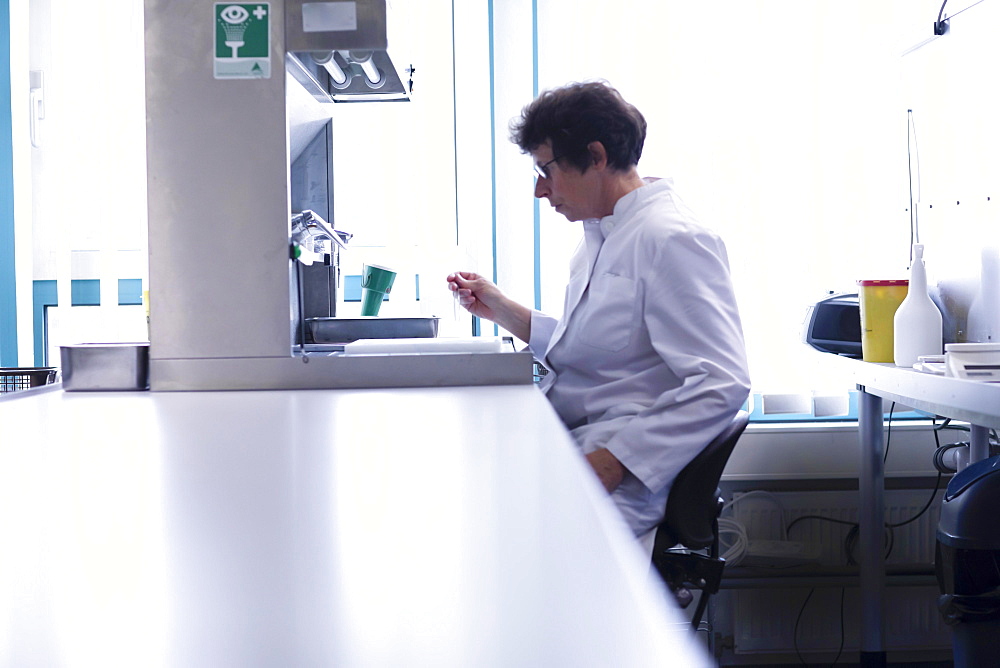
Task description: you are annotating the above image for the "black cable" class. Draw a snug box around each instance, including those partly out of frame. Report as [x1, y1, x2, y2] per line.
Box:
[785, 417, 950, 662]
[882, 409, 948, 527]
[831, 587, 846, 666]
[791, 580, 847, 665]
[788, 515, 894, 567]
[889, 471, 944, 529]
[883, 402, 896, 463]
[787, 409, 943, 561]
[907, 111, 918, 252]
[793, 588, 815, 665]
[933, 442, 966, 474]
[937, 0, 949, 23]
[787, 514, 857, 534]
[884, 424, 947, 558]
[787, 515, 860, 567]
[936, 419, 971, 434]
[845, 525, 859, 566]
[935, 0, 950, 34]
[940, 0, 988, 24]
[884, 419, 944, 562]
[933, 419, 1000, 450]
[931, 417, 1000, 468]
[845, 524, 891, 567]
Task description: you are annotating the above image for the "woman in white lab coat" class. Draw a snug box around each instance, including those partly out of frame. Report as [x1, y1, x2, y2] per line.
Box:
[448, 82, 751, 545]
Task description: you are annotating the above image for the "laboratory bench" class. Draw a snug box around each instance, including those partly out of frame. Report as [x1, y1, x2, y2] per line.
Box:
[0, 382, 708, 666]
[840, 357, 1000, 667]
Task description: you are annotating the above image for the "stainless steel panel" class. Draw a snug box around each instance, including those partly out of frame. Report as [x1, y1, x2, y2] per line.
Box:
[285, 0, 387, 52]
[149, 352, 535, 391]
[145, 0, 293, 362]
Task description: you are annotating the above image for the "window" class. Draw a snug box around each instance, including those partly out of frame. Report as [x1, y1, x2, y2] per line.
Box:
[478, 1, 951, 400]
[17, 0, 148, 366]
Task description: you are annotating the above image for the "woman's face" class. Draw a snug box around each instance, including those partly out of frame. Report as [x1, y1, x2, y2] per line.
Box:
[531, 141, 605, 222]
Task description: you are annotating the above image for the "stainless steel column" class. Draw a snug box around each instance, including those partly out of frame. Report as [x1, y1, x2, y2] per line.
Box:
[145, 0, 293, 368]
[857, 386, 887, 667]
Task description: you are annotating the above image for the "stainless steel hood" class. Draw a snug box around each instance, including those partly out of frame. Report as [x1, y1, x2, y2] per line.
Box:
[287, 50, 410, 102]
[143, 0, 529, 391]
[285, 0, 410, 102]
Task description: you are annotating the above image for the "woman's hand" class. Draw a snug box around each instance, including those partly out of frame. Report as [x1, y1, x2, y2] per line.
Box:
[446, 272, 502, 321]
[445, 271, 532, 342]
[585, 448, 626, 493]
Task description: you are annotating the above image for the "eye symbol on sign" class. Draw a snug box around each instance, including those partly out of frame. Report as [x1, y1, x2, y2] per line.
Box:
[220, 5, 250, 58]
[221, 5, 250, 24]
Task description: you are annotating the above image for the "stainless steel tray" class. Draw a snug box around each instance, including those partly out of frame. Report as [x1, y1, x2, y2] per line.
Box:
[306, 317, 440, 344]
[61, 343, 150, 391]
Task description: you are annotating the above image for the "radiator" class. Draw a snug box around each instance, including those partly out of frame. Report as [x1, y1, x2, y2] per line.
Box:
[726, 489, 952, 656]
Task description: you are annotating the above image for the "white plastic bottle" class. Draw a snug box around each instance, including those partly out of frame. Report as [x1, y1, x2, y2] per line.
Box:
[966, 246, 1000, 342]
[894, 244, 943, 367]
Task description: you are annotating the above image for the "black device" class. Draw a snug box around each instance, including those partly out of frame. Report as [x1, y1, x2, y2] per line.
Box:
[936, 455, 1000, 667]
[804, 293, 862, 357]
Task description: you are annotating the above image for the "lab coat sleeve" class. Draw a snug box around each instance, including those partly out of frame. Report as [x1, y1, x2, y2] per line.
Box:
[528, 310, 559, 364]
[602, 228, 751, 495]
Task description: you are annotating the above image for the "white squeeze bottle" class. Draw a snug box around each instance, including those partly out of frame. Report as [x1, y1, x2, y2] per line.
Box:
[894, 244, 943, 367]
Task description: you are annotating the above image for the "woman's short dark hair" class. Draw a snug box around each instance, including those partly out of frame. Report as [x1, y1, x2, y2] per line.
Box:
[509, 81, 646, 173]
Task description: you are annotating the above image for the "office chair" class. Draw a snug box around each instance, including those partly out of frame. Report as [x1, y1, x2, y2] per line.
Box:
[651, 410, 750, 632]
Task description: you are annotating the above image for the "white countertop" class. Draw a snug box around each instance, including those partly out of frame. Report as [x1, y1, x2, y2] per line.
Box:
[826, 354, 1000, 428]
[0, 384, 708, 666]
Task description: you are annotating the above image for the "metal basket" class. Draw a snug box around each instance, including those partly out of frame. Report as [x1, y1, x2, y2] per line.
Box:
[0, 367, 58, 394]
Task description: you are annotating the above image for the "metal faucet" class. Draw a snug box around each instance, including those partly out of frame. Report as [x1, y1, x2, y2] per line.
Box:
[291, 210, 351, 263]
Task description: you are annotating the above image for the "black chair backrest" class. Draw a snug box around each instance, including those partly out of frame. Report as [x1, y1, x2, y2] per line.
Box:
[658, 410, 750, 549]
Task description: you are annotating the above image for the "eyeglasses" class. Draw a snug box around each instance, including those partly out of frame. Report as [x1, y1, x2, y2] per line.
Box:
[533, 155, 562, 180]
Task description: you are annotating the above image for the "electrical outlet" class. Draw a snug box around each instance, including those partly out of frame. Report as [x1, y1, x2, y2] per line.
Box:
[742, 539, 823, 567]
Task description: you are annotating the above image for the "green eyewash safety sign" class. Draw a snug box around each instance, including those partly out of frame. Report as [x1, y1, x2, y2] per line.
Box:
[214, 3, 271, 79]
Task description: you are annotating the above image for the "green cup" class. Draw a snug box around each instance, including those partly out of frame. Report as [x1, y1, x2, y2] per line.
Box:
[360, 263, 397, 316]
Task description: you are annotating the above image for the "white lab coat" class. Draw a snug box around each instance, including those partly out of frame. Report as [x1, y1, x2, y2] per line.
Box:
[528, 177, 751, 536]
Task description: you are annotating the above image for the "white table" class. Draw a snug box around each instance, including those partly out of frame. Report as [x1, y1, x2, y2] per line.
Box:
[0, 384, 709, 667]
[847, 360, 1000, 667]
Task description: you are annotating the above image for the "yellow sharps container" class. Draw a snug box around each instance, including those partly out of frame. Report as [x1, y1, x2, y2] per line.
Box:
[856, 279, 909, 363]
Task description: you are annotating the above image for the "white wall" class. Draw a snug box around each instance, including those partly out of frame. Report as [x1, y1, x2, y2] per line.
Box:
[726, 421, 946, 483]
[897, 0, 1000, 340]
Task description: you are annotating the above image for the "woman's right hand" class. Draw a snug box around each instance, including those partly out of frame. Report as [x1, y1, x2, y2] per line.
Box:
[446, 272, 533, 342]
[446, 271, 503, 321]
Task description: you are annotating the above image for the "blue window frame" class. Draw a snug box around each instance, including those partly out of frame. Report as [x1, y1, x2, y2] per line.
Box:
[0, 0, 17, 366]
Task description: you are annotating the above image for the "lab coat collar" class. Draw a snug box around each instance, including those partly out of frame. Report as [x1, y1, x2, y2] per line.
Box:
[582, 177, 673, 240]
